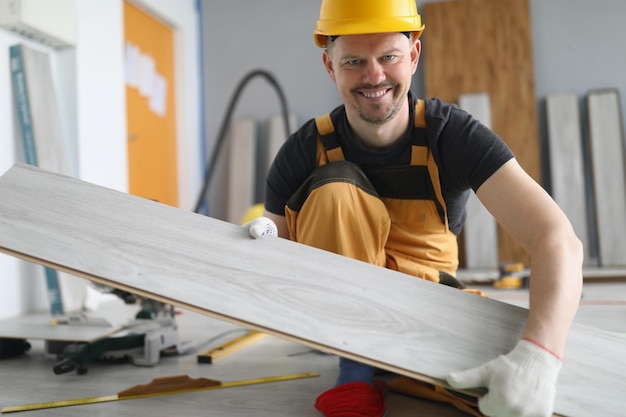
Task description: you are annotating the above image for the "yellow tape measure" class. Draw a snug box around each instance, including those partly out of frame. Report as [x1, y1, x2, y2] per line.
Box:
[1, 372, 319, 413]
[2, 396, 117, 413]
[197, 330, 268, 364]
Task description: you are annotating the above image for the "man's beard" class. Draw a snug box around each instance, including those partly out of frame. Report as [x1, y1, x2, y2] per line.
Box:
[352, 84, 402, 125]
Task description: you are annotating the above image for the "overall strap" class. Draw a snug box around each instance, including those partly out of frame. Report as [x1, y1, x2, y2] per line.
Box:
[411, 99, 428, 165]
[315, 114, 345, 163]
[411, 99, 448, 229]
[314, 101, 447, 229]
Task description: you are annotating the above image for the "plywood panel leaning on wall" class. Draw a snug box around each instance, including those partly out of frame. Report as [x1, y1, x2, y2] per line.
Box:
[422, 0, 539, 265]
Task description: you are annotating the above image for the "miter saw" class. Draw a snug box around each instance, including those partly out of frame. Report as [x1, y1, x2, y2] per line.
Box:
[48, 288, 191, 375]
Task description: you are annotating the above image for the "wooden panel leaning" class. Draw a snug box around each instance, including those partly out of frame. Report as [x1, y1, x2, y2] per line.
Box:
[10, 44, 79, 314]
[586, 89, 626, 267]
[545, 93, 593, 266]
[457, 93, 498, 270]
[422, 0, 539, 265]
[227, 118, 257, 224]
[0, 164, 624, 416]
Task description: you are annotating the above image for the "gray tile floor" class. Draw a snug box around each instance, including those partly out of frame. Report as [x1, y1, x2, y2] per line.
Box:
[0, 280, 624, 416]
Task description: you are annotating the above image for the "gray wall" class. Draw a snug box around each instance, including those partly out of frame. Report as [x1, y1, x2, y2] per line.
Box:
[200, 1, 335, 218]
[201, 0, 626, 216]
[531, 0, 626, 186]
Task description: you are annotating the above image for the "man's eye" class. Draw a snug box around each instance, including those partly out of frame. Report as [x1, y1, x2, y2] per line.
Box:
[346, 59, 360, 65]
[382, 55, 395, 61]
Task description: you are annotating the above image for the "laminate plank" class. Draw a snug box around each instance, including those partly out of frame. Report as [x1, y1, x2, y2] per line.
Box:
[227, 118, 257, 224]
[10, 44, 82, 314]
[0, 312, 118, 342]
[457, 93, 498, 270]
[12, 45, 68, 175]
[0, 163, 624, 416]
[546, 93, 593, 266]
[586, 89, 626, 266]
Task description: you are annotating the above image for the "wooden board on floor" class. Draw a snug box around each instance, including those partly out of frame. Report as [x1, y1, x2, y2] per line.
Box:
[586, 89, 626, 267]
[0, 163, 625, 417]
[456, 267, 626, 284]
[0, 312, 119, 342]
[422, 0, 538, 265]
[546, 93, 593, 266]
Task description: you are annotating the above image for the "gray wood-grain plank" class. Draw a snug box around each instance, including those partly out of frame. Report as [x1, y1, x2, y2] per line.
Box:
[0, 312, 119, 342]
[457, 93, 498, 270]
[546, 93, 593, 266]
[227, 118, 257, 224]
[0, 163, 624, 417]
[586, 89, 626, 266]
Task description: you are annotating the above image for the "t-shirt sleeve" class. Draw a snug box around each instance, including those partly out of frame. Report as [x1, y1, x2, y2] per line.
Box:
[435, 106, 515, 193]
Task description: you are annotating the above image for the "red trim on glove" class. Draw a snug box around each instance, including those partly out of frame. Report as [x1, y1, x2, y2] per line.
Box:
[522, 337, 563, 362]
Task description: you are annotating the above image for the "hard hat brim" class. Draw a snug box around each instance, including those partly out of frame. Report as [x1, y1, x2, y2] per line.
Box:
[314, 19, 425, 48]
[314, 28, 424, 48]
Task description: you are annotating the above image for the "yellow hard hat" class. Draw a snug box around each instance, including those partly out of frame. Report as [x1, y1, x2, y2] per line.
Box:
[314, 0, 425, 48]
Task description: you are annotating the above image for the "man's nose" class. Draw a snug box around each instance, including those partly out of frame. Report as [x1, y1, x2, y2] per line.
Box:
[363, 60, 385, 85]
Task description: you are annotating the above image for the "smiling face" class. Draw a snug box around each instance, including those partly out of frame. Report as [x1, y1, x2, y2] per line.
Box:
[323, 32, 421, 128]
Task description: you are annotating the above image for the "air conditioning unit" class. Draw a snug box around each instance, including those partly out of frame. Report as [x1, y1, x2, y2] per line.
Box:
[0, 0, 75, 49]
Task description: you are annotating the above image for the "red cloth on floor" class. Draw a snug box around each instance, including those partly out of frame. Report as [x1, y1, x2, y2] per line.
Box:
[315, 380, 386, 417]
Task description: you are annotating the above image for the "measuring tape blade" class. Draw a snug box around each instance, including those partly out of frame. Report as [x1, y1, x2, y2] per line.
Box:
[1, 372, 319, 413]
[2, 395, 118, 413]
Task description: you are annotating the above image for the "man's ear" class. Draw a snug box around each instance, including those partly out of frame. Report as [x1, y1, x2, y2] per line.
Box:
[322, 49, 336, 82]
[411, 39, 421, 75]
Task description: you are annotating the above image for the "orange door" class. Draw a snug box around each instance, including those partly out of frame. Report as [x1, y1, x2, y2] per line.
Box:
[124, 1, 178, 206]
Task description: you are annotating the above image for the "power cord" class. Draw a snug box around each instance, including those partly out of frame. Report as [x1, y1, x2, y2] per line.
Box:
[194, 69, 291, 214]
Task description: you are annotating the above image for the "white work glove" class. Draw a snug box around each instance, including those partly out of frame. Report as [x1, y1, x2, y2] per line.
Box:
[446, 339, 562, 417]
[243, 216, 278, 239]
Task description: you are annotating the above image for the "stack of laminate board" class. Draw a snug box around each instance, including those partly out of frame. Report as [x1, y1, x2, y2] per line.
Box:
[459, 89, 626, 274]
[0, 163, 624, 417]
[8, 43, 84, 313]
[585, 90, 626, 267]
[546, 89, 626, 268]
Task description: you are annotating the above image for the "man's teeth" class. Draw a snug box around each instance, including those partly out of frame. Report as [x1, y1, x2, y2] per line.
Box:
[363, 90, 386, 98]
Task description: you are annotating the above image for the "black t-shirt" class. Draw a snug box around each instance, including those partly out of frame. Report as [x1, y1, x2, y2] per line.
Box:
[265, 93, 514, 235]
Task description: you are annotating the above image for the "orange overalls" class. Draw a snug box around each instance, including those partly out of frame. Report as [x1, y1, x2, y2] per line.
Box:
[285, 100, 461, 285]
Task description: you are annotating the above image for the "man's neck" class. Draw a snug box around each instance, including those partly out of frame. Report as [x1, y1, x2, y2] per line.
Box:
[347, 99, 411, 151]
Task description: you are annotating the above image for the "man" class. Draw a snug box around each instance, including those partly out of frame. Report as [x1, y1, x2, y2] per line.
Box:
[250, 0, 583, 416]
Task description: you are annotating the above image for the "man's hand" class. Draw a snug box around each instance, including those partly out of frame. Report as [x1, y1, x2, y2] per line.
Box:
[243, 216, 278, 239]
[446, 339, 562, 417]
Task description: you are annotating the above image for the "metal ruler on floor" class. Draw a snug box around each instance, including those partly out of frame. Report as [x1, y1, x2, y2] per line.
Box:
[197, 330, 268, 363]
[1, 372, 319, 413]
